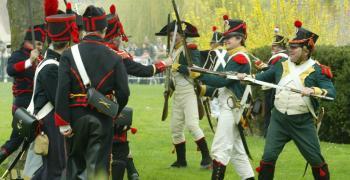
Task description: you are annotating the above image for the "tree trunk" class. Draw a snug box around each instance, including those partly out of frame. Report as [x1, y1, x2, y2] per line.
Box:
[7, 0, 44, 51]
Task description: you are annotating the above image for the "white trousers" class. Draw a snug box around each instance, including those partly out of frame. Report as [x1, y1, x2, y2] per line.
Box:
[170, 90, 205, 144]
[210, 97, 220, 118]
[211, 88, 254, 180]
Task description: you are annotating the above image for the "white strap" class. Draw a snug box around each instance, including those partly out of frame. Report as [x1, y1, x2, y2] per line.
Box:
[71, 44, 90, 87]
[36, 103, 54, 120]
[202, 52, 213, 69]
[27, 59, 58, 118]
[171, 46, 184, 63]
[278, 59, 317, 118]
[278, 58, 315, 86]
[213, 49, 227, 71]
[268, 52, 288, 64]
[288, 59, 317, 118]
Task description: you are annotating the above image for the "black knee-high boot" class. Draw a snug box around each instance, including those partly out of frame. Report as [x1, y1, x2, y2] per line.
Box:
[195, 137, 212, 169]
[170, 142, 187, 168]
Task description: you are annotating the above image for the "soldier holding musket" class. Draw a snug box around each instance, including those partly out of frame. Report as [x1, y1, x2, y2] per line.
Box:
[173, 15, 256, 180]
[156, 19, 212, 169]
[0, 24, 46, 164]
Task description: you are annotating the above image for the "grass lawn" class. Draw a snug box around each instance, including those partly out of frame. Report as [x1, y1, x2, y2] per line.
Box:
[0, 83, 349, 179]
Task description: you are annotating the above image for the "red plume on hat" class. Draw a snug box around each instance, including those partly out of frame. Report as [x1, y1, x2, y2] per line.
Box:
[110, 4, 116, 15]
[44, 0, 58, 17]
[223, 15, 229, 20]
[294, 20, 302, 28]
[66, 2, 73, 14]
[212, 26, 218, 32]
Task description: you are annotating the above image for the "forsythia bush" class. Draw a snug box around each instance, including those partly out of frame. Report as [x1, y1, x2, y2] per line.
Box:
[181, 0, 349, 50]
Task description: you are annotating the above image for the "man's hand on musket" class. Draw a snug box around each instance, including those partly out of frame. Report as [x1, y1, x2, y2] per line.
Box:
[163, 57, 173, 66]
[301, 87, 315, 96]
[30, 48, 40, 64]
[237, 73, 248, 80]
[172, 63, 201, 79]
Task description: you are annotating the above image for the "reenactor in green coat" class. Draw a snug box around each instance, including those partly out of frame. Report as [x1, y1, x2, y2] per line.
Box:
[174, 15, 256, 180]
[238, 20, 335, 180]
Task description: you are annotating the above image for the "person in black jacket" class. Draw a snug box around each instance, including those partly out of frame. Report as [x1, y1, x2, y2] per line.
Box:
[104, 5, 169, 180]
[54, 5, 130, 179]
[30, 13, 79, 180]
[0, 24, 46, 164]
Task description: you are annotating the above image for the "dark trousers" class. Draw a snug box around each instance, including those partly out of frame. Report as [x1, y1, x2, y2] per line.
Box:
[1, 101, 29, 155]
[66, 110, 113, 180]
[112, 141, 129, 180]
[32, 111, 66, 180]
[1, 122, 23, 154]
[263, 89, 275, 137]
[262, 108, 325, 166]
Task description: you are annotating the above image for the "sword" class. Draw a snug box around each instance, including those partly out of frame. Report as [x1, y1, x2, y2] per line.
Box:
[203, 97, 215, 133]
[189, 67, 334, 101]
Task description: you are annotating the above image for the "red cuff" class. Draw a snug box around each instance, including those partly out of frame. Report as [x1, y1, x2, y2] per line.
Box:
[13, 61, 26, 72]
[155, 61, 166, 73]
[54, 113, 69, 126]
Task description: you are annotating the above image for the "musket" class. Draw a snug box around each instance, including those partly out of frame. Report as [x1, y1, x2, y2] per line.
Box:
[1, 141, 29, 178]
[172, 0, 205, 119]
[161, 13, 173, 121]
[189, 67, 334, 101]
[27, 0, 36, 49]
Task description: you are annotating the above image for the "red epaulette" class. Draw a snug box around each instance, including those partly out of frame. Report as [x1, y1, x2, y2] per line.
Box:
[232, 54, 249, 65]
[270, 56, 283, 65]
[319, 64, 333, 79]
[187, 43, 198, 49]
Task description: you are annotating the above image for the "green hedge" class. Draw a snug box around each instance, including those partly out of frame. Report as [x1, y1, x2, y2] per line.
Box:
[251, 45, 350, 144]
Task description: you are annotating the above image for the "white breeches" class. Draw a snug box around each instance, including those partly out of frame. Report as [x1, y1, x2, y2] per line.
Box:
[170, 90, 204, 144]
[211, 88, 254, 179]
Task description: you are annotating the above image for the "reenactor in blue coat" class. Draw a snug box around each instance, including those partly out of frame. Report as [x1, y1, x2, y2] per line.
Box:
[55, 5, 130, 179]
[0, 24, 46, 164]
